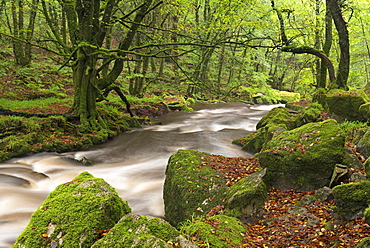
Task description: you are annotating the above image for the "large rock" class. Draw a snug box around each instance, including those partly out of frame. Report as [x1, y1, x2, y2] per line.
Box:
[353, 127, 370, 158]
[325, 90, 368, 122]
[225, 168, 268, 223]
[163, 149, 228, 227]
[12, 172, 131, 248]
[233, 107, 297, 153]
[256, 119, 345, 191]
[233, 103, 324, 153]
[92, 213, 198, 248]
[181, 215, 247, 248]
[332, 180, 370, 220]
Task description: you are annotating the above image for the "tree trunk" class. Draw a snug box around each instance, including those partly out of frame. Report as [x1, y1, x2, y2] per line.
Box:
[327, 0, 350, 89]
[318, 1, 333, 88]
[10, 0, 39, 66]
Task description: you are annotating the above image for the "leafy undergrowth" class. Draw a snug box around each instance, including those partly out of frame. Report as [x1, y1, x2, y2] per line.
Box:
[188, 154, 370, 248]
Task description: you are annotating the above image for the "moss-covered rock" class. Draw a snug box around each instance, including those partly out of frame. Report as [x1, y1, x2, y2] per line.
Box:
[256, 107, 297, 130]
[364, 158, 370, 177]
[353, 127, 370, 159]
[359, 102, 370, 120]
[256, 119, 345, 191]
[325, 90, 367, 122]
[181, 214, 247, 248]
[92, 213, 197, 248]
[232, 129, 271, 154]
[233, 104, 325, 154]
[163, 149, 228, 227]
[332, 181, 370, 220]
[225, 168, 268, 222]
[294, 102, 324, 127]
[233, 107, 297, 153]
[12, 172, 131, 248]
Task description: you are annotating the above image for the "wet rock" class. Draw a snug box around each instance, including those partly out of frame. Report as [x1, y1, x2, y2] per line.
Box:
[256, 119, 345, 191]
[12, 172, 131, 248]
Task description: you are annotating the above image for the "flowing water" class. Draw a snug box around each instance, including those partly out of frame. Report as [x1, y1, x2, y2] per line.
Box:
[0, 102, 280, 247]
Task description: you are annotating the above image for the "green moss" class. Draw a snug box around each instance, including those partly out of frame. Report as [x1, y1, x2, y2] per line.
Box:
[92, 213, 178, 248]
[325, 90, 367, 122]
[225, 169, 268, 220]
[12, 172, 131, 248]
[332, 181, 370, 220]
[256, 119, 345, 191]
[181, 215, 247, 248]
[163, 149, 228, 227]
[256, 107, 297, 130]
[295, 102, 324, 127]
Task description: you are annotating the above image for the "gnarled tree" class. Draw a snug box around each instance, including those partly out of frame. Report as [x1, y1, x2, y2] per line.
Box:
[42, 0, 155, 129]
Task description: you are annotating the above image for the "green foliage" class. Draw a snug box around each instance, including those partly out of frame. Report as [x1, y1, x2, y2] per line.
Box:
[0, 97, 70, 110]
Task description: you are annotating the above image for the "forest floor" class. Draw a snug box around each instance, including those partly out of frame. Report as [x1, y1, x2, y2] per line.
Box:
[209, 156, 370, 248]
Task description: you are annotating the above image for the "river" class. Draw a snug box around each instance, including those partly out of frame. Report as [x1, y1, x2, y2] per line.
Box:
[0, 102, 280, 247]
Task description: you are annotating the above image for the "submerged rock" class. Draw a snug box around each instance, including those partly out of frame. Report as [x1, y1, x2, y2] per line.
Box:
[256, 119, 345, 191]
[12, 172, 131, 248]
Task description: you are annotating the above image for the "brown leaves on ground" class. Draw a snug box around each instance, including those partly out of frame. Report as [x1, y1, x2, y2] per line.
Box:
[201, 154, 370, 247]
[243, 188, 370, 247]
[202, 155, 260, 186]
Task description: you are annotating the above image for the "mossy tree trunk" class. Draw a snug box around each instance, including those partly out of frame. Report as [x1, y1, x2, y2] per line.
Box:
[42, 0, 154, 129]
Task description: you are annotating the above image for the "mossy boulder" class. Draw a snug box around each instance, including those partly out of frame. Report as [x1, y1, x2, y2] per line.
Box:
[353, 127, 370, 158]
[92, 213, 197, 248]
[233, 107, 297, 153]
[225, 169, 268, 222]
[364, 158, 370, 177]
[12, 172, 131, 248]
[181, 214, 247, 248]
[256, 119, 345, 191]
[163, 149, 228, 227]
[256, 107, 297, 130]
[233, 104, 325, 154]
[294, 102, 324, 127]
[359, 102, 370, 120]
[325, 90, 367, 122]
[332, 181, 370, 220]
[232, 129, 272, 154]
